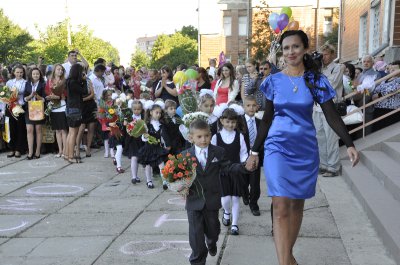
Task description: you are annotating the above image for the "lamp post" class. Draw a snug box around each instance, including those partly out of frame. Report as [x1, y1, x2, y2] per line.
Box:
[197, 0, 201, 66]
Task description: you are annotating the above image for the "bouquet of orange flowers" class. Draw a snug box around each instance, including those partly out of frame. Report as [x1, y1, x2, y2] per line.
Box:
[0, 85, 25, 118]
[161, 153, 198, 197]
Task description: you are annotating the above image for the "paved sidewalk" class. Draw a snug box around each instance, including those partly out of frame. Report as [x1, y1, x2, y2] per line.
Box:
[0, 149, 395, 265]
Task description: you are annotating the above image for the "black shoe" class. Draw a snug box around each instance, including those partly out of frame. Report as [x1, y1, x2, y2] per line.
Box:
[34, 154, 40, 159]
[7, 152, 15, 158]
[14, 152, 21, 158]
[147, 181, 154, 189]
[251, 209, 261, 216]
[131, 178, 137, 184]
[112, 158, 117, 166]
[163, 183, 168, 190]
[242, 197, 249, 205]
[135, 178, 141, 183]
[230, 225, 239, 235]
[222, 212, 231, 226]
[27, 155, 33, 160]
[208, 244, 217, 256]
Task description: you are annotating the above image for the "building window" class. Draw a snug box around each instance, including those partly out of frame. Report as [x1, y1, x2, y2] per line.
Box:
[369, 3, 381, 52]
[223, 17, 232, 36]
[239, 16, 247, 36]
[323, 16, 333, 36]
[238, 53, 247, 64]
[359, 14, 368, 57]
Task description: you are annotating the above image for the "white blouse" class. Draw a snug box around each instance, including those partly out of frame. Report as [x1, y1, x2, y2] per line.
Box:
[211, 128, 248, 163]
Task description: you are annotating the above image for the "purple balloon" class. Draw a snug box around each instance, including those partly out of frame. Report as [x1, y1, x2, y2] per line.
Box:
[277, 13, 289, 31]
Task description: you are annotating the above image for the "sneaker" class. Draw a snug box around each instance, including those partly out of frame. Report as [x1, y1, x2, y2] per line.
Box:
[322, 170, 339, 177]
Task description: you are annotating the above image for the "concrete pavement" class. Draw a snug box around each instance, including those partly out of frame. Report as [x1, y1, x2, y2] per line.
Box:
[0, 149, 396, 265]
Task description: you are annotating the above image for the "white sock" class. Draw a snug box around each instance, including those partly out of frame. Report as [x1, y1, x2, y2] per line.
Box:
[145, 165, 152, 183]
[158, 162, 166, 184]
[131, 157, 138, 179]
[110, 147, 115, 158]
[231, 196, 240, 226]
[115, 145, 122, 168]
[221, 196, 231, 219]
[104, 140, 109, 157]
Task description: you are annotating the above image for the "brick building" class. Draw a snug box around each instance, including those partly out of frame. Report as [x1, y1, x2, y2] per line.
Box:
[340, 0, 400, 63]
[199, 0, 339, 66]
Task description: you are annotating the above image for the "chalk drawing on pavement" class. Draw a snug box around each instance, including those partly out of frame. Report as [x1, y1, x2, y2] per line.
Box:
[0, 220, 28, 233]
[26, 184, 84, 196]
[154, 214, 188, 228]
[120, 240, 191, 257]
[167, 197, 185, 206]
[0, 198, 64, 212]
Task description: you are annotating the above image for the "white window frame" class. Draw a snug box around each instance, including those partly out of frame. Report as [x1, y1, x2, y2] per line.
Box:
[382, 0, 392, 44]
[238, 16, 247, 36]
[369, 2, 381, 53]
[323, 16, 333, 36]
[359, 14, 368, 57]
[223, 16, 232, 36]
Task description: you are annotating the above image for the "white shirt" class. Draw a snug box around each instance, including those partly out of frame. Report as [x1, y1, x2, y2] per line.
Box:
[132, 114, 142, 120]
[245, 114, 257, 139]
[62, 61, 72, 78]
[211, 128, 248, 163]
[195, 145, 209, 167]
[89, 73, 105, 102]
[6, 79, 27, 105]
[142, 119, 161, 142]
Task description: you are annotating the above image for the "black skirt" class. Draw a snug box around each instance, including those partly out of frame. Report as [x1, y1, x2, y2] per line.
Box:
[125, 135, 144, 158]
[50, 112, 68, 130]
[220, 173, 245, 197]
[81, 100, 97, 124]
[137, 143, 169, 167]
[25, 112, 45, 125]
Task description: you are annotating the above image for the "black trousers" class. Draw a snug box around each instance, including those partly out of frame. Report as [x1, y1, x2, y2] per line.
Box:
[187, 208, 220, 265]
[243, 167, 261, 210]
[6, 108, 27, 153]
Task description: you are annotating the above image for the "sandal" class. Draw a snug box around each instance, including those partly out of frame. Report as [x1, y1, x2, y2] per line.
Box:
[222, 212, 231, 226]
[147, 181, 154, 189]
[230, 225, 239, 235]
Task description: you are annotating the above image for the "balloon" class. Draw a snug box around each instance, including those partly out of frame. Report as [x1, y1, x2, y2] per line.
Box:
[268, 13, 279, 30]
[281, 7, 292, 18]
[185, 69, 198, 80]
[173, 71, 188, 86]
[274, 27, 280, 34]
[277, 13, 289, 31]
[287, 20, 300, 30]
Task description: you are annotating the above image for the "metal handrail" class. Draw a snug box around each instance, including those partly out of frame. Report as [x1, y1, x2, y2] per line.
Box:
[342, 70, 400, 137]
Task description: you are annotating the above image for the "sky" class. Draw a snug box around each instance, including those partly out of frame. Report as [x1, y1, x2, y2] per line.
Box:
[1, 0, 200, 65]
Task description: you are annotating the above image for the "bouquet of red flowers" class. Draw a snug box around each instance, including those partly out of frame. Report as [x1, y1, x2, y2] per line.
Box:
[161, 153, 198, 197]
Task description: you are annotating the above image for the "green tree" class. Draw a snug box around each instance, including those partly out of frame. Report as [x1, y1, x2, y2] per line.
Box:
[319, 8, 339, 49]
[251, 1, 273, 61]
[179, 25, 198, 40]
[151, 32, 197, 69]
[0, 9, 34, 64]
[130, 48, 151, 69]
[33, 20, 120, 66]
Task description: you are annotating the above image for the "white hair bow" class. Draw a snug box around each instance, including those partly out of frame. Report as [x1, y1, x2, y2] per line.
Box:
[154, 100, 165, 110]
[229, 103, 245, 116]
[143, 100, 155, 110]
[213, 103, 228, 118]
[199, 89, 214, 98]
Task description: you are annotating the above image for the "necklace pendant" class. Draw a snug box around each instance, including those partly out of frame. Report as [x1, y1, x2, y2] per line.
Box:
[293, 86, 298, 93]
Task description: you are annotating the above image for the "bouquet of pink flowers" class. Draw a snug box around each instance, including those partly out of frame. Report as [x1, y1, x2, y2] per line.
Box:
[126, 119, 158, 144]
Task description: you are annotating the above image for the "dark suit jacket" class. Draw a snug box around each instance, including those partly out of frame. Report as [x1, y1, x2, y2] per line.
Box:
[183, 144, 241, 211]
[241, 115, 264, 165]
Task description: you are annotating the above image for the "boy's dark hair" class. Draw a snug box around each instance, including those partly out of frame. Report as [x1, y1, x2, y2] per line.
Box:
[94, 64, 106, 72]
[123, 74, 131, 80]
[190, 119, 210, 133]
[165, 99, 177, 109]
[244, 95, 257, 103]
[68, 50, 77, 56]
[94, 58, 106, 66]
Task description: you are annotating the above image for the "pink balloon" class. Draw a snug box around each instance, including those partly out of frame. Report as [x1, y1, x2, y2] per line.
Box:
[274, 27, 281, 34]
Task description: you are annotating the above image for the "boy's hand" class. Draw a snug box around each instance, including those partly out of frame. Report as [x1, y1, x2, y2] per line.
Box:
[245, 155, 259, 171]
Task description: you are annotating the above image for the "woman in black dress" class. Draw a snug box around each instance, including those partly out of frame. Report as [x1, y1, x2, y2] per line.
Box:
[65, 64, 84, 163]
[23, 67, 46, 159]
[154, 65, 178, 105]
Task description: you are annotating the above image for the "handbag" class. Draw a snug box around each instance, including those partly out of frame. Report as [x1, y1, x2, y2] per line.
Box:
[335, 102, 347, 116]
[65, 107, 81, 121]
[42, 123, 55, 143]
[28, 100, 45, 121]
[342, 105, 363, 125]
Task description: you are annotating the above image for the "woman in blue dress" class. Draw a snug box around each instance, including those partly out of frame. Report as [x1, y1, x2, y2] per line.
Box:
[245, 30, 360, 265]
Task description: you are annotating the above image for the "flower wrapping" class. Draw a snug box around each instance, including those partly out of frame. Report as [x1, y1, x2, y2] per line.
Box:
[0, 86, 25, 119]
[126, 119, 147, 137]
[178, 84, 198, 115]
[182, 111, 209, 128]
[161, 153, 198, 197]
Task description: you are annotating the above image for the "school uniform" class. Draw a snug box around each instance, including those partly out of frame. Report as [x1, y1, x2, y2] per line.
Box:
[164, 114, 185, 154]
[183, 144, 246, 265]
[23, 80, 46, 125]
[241, 114, 263, 211]
[125, 114, 144, 158]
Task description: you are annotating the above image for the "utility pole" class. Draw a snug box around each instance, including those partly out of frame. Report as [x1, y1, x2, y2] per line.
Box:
[65, 0, 72, 47]
[246, 0, 251, 59]
[314, 0, 320, 50]
[197, 0, 201, 66]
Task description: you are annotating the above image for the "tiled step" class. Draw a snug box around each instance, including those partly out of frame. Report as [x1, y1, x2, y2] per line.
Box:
[361, 151, 400, 202]
[342, 160, 400, 264]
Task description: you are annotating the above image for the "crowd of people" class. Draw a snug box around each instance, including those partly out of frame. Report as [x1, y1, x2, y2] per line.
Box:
[0, 29, 399, 265]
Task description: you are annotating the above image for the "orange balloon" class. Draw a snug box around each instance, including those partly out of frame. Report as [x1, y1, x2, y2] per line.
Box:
[287, 21, 299, 30]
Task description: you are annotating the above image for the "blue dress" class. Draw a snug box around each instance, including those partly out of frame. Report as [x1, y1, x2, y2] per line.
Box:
[260, 72, 336, 199]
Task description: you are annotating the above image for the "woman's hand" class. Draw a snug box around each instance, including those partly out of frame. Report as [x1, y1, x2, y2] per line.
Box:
[245, 154, 259, 171]
[347, 146, 359, 167]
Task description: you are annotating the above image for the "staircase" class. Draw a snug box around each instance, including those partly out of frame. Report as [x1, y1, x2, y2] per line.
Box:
[341, 122, 400, 264]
